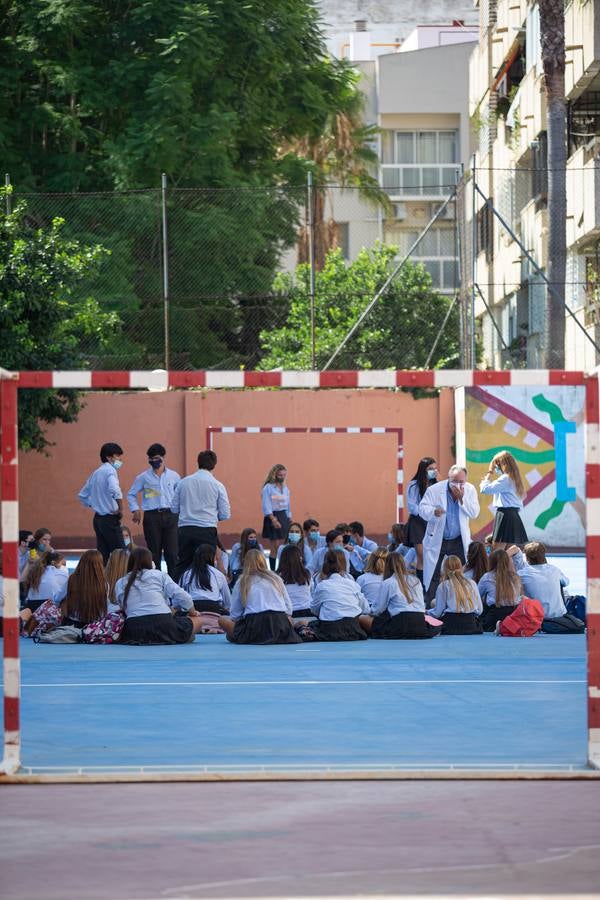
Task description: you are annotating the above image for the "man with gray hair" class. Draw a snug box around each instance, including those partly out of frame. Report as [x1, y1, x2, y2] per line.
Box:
[419, 464, 480, 604]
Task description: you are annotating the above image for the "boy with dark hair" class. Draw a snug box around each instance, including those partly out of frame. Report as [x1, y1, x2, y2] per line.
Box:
[78, 442, 126, 563]
[127, 443, 181, 578]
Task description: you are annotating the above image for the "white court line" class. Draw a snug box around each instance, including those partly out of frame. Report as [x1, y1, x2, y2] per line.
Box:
[19, 678, 586, 687]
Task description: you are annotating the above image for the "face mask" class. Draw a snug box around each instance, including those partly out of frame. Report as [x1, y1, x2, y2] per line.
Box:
[494, 466, 502, 476]
[149, 458, 163, 470]
[123, 537, 131, 546]
[449, 481, 464, 490]
[427, 469, 437, 480]
[38, 543, 47, 552]
[387, 533, 393, 542]
[485, 545, 492, 556]
[309, 531, 320, 542]
[333, 544, 345, 552]
[111, 459, 123, 470]
[288, 532, 301, 544]
[247, 539, 258, 549]
[276, 475, 285, 483]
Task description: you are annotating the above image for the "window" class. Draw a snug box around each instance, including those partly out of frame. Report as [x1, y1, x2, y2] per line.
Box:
[393, 131, 458, 165]
[398, 227, 457, 291]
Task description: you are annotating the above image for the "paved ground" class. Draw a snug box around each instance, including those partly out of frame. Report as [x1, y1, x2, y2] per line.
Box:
[1, 780, 599, 899]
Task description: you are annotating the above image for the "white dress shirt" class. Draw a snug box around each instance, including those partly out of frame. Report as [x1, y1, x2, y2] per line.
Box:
[511, 550, 567, 618]
[431, 578, 483, 618]
[349, 537, 378, 573]
[479, 473, 523, 509]
[283, 581, 313, 613]
[127, 467, 181, 512]
[171, 469, 231, 527]
[115, 569, 193, 617]
[78, 462, 122, 515]
[477, 571, 520, 607]
[27, 566, 69, 605]
[356, 573, 383, 607]
[370, 574, 425, 616]
[179, 565, 231, 610]
[310, 545, 352, 575]
[229, 574, 292, 619]
[310, 573, 369, 621]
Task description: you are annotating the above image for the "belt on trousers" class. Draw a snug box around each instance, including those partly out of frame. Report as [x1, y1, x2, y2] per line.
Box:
[145, 507, 172, 513]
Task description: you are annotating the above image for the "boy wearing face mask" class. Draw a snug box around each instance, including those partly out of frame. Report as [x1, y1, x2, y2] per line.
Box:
[419, 464, 480, 605]
[126, 443, 181, 578]
[78, 442, 126, 564]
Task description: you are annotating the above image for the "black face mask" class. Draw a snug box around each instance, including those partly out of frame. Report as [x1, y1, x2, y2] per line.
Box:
[149, 458, 163, 470]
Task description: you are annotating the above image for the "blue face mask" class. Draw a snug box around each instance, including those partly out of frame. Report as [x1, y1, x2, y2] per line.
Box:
[427, 468, 437, 480]
[309, 531, 320, 542]
[149, 458, 163, 470]
[247, 539, 258, 549]
[288, 532, 301, 544]
[111, 459, 123, 470]
[333, 544, 345, 552]
[387, 532, 393, 542]
[494, 466, 502, 476]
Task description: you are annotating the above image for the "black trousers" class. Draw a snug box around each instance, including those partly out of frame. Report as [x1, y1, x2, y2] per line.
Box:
[425, 536, 466, 606]
[174, 525, 218, 581]
[93, 513, 126, 565]
[143, 509, 179, 579]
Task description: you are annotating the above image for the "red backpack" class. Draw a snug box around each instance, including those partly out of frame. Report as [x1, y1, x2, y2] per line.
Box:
[499, 598, 544, 637]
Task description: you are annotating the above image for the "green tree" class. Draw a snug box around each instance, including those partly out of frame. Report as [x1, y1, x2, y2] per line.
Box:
[259, 245, 459, 370]
[0, 192, 118, 450]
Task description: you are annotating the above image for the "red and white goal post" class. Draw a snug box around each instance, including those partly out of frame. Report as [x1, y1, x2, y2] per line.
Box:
[1, 367, 599, 775]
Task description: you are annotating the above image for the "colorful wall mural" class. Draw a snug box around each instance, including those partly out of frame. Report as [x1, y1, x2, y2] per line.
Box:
[461, 386, 584, 549]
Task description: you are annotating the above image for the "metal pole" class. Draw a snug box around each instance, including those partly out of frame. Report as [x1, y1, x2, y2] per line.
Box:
[470, 155, 477, 369]
[474, 283, 511, 353]
[307, 171, 316, 369]
[424, 292, 459, 369]
[161, 173, 170, 371]
[4, 174, 11, 216]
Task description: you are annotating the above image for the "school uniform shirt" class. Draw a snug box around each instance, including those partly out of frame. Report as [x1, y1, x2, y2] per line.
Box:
[179, 565, 232, 611]
[310, 573, 370, 621]
[282, 581, 313, 613]
[78, 462, 122, 515]
[356, 573, 384, 607]
[477, 571, 520, 607]
[19, 548, 31, 578]
[406, 480, 424, 516]
[370, 574, 425, 617]
[171, 469, 231, 527]
[348, 537, 378, 574]
[127, 467, 181, 512]
[229, 542, 265, 573]
[431, 578, 483, 618]
[27, 566, 69, 605]
[310, 546, 353, 575]
[114, 569, 194, 618]
[261, 483, 291, 517]
[479, 473, 523, 510]
[276, 540, 311, 568]
[511, 550, 568, 618]
[229, 574, 292, 619]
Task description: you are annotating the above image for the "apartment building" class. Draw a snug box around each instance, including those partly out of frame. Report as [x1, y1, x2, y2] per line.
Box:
[470, 0, 600, 369]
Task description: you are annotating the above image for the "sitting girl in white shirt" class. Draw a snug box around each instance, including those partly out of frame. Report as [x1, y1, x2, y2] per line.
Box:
[431, 555, 483, 634]
[306, 550, 369, 642]
[277, 544, 313, 617]
[478, 549, 521, 631]
[359, 552, 441, 639]
[356, 548, 389, 607]
[179, 543, 232, 614]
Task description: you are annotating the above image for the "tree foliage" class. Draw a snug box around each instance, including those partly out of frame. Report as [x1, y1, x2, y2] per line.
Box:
[0, 192, 118, 450]
[259, 244, 460, 371]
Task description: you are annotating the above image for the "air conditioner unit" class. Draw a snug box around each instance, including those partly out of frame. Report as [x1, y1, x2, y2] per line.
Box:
[393, 202, 407, 220]
[431, 203, 455, 220]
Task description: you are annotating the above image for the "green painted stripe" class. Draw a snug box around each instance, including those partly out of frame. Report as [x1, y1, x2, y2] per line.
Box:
[535, 498, 566, 530]
[466, 447, 555, 464]
[532, 393, 567, 424]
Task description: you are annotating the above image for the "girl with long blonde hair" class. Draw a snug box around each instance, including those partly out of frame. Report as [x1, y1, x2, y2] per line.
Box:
[478, 549, 521, 631]
[360, 552, 441, 639]
[356, 547, 389, 607]
[218, 548, 301, 644]
[430, 555, 483, 634]
[105, 548, 130, 603]
[480, 450, 528, 550]
[261, 463, 291, 571]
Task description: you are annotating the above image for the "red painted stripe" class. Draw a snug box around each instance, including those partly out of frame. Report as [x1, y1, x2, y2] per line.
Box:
[549, 371, 585, 385]
[319, 371, 358, 388]
[4, 696, 19, 732]
[283, 428, 305, 433]
[168, 371, 206, 388]
[91, 371, 131, 389]
[586, 376, 600, 425]
[3, 619, 19, 658]
[473, 371, 512, 386]
[470, 386, 555, 446]
[17, 371, 53, 388]
[1, 465, 18, 502]
[244, 371, 282, 388]
[396, 371, 435, 388]
[1, 542, 18, 575]
[587, 464, 600, 498]
[587, 536, 600, 579]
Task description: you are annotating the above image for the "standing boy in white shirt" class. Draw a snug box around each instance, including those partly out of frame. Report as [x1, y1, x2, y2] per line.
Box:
[78, 442, 126, 564]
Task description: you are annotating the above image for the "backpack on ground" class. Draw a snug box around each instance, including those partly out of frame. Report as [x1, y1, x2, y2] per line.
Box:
[82, 610, 125, 643]
[541, 613, 585, 634]
[498, 597, 544, 637]
[26, 599, 62, 639]
[34, 625, 83, 643]
[565, 595, 586, 623]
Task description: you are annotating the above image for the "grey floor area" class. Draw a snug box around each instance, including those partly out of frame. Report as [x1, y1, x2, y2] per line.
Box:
[1, 780, 599, 899]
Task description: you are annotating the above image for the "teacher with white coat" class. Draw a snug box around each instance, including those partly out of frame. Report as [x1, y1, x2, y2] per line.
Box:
[418, 464, 480, 604]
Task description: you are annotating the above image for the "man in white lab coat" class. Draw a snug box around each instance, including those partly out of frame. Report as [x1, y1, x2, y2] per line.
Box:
[419, 464, 480, 604]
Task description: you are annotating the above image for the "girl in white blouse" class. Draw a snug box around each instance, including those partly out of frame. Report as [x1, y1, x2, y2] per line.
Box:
[360, 552, 441, 639]
[277, 544, 313, 617]
[306, 550, 369, 641]
[356, 548, 389, 607]
[479, 450, 528, 550]
[218, 549, 301, 644]
[179, 543, 232, 614]
[431, 555, 483, 634]
[478, 549, 521, 631]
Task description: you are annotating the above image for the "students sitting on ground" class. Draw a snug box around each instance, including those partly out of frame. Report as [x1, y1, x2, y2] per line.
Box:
[303, 518, 325, 570]
[356, 548, 389, 607]
[115, 547, 202, 644]
[306, 550, 369, 641]
[310, 529, 353, 576]
[105, 548, 130, 603]
[477, 549, 521, 632]
[463, 540, 489, 583]
[179, 543, 232, 614]
[229, 527, 264, 586]
[277, 544, 313, 617]
[359, 551, 441, 640]
[276, 521, 312, 569]
[21, 551, 69, 621]
[508, 543, 569, 623]
[386, 524, 418, 571]
[430, 555, 483, 634]
[218, 549, 301, 644]
[60, 549, 116, 626]
[347, 521, 378, 576]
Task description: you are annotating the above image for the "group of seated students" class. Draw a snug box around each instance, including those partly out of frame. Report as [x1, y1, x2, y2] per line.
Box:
[16, 513, 573, 645]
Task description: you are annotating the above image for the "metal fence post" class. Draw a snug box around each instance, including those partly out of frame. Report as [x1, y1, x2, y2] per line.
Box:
[307, 171, 316, 370]
[161, 173, 170, 371]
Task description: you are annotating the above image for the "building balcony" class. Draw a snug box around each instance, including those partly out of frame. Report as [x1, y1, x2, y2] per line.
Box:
[380, 164, 461, 200]
[565, 0, 600, 99]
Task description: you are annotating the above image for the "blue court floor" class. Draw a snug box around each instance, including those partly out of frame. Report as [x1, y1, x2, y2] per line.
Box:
[3, 630, 589, 774]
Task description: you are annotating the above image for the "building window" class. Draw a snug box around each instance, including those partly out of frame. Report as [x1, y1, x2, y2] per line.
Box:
[398, 227, 457, 291]
[394, 131, 458, 165]
[381, 130, 460, 199]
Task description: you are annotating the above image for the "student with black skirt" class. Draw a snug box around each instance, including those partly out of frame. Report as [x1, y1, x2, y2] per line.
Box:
[115, 547, 203, 644]
[463, 540, 489, 583]
[360, 552, 442, 639]
[480, 450, 528, 549]
[277, 544, 313, 617]
[306, 550, 369, 641]
[477, 549, 521, 632]
[229, 527, 264, 586]
[218, 549, 301, 644]
[430, 555, 483, 634]
[179, 544, 232, 614]
[261, 463, 291, 570]
[405, 456, 438, 584]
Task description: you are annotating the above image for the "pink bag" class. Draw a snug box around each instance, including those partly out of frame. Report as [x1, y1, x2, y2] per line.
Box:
[197, 612, 224, 635]
[27, 600, 62, 639]
[82, 611, 125, 644]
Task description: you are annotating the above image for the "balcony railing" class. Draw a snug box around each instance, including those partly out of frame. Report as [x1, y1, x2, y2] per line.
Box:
[380, 164, 461, 199]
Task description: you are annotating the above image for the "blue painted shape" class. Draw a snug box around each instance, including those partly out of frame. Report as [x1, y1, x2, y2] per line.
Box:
[554, 420, 577, 502]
